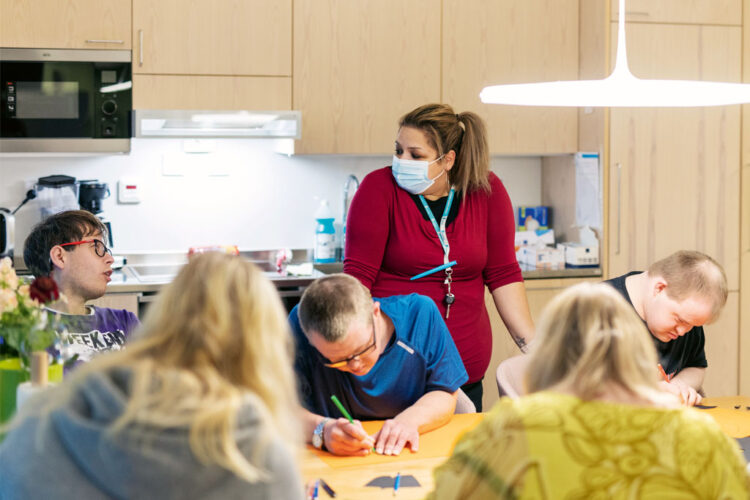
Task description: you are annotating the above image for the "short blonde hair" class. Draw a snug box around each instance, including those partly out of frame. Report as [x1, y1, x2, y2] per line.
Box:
[526, 283, 665, 402]
[647, 250, 727, 321]
[21, 253, 300, 483]
[298, 273, 372, 342]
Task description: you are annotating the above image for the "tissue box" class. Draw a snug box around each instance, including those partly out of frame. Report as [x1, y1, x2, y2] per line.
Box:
[517, 206, 550, 231]
[515, 229, 555, 247]
[518, 246, 565, 270]
[557, 243, 599, 267]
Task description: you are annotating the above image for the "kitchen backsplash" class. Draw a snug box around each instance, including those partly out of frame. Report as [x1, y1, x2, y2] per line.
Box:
[0, 139, 542, 254]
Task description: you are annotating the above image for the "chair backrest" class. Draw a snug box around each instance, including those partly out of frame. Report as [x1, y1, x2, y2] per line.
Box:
[496, 354, 530, 399]
[454, 388, 476, 414]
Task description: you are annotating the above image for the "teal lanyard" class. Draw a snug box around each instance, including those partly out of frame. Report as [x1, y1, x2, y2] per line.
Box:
[418, 187, 455, 265]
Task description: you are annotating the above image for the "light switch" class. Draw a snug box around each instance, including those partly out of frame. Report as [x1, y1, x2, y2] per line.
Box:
[118, 178, 142, 203]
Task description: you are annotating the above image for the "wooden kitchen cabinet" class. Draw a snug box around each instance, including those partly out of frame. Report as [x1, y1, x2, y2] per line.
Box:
[703, 291, 739, 396]
[442, 0, 579, 154]
[605, 21, 742, 395]
[610, 0, 741, 26]
[292, 0, 440, 154]
[133, 0, 291, 76]
[481, 277, 599, 409]
[0, 0, 131, 49]
[608, 23, 742, 289]
[133, 75, 291, 110]
[88, 292, 140, 319]
[740, 0, 750, 395]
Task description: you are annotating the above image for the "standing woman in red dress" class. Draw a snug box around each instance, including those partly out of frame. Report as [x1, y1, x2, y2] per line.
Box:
[344, 103, 535, 411]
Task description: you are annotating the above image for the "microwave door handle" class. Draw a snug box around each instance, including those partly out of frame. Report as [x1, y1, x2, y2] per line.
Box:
[85, 39, 124, 44]
[139, 29, 144, 66]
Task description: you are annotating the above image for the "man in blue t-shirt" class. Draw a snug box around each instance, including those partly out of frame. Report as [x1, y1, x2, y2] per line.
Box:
[290, 273, 467, 457]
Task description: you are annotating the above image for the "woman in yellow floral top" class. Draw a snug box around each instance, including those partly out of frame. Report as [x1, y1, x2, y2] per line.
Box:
[430, 283, 749, 499]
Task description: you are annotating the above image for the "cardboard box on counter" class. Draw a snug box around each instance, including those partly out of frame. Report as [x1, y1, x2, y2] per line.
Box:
[517, 206, 550, 231]
[557, 242, 599, 267]
[517, 246, 565, 270]
[515, 229, 555, 247]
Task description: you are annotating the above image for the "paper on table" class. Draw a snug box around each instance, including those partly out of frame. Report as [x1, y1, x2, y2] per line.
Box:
[311, 413, 483, 468]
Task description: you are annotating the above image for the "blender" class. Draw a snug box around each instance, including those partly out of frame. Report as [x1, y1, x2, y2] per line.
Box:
[35, 175, 79, 220]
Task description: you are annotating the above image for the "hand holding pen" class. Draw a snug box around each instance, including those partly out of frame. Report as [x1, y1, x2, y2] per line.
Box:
[323, 395, 375, 456]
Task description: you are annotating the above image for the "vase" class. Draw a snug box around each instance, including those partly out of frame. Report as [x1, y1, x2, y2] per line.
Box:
[0, 357, 63, 424]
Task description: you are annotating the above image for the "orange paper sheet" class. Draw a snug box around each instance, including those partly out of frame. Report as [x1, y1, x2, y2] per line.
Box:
[311, 413, 483, 468]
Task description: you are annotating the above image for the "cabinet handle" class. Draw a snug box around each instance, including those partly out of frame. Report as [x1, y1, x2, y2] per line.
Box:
[138, 29, 144, 66]
[616, 162, 622, 255]
[85, 39, 124, 44]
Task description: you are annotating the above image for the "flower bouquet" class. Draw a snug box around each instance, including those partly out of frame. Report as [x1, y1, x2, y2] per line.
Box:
[0, 257, 63, 423]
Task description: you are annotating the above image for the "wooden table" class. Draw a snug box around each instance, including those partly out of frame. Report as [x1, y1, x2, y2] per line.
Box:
[301, 413, 482, 500]
[301, 398, 750, 499]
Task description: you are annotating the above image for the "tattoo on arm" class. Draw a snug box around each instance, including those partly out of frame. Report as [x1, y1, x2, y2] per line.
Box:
[513, 335, 528, 353]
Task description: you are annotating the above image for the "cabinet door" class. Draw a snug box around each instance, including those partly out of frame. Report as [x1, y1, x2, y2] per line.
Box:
[442, 0, 578, 154]
[133, 75, 291, 110]
[0, 0, 131, 49]
[741, 0, 750, 395]
[293, 0, 440, 154]
[703, 291, 739, 396]
[88, 293, 140, 319]
[608, 23, 742, 290]
[133, 0, 291, 76]
[610, 0, 741, 25]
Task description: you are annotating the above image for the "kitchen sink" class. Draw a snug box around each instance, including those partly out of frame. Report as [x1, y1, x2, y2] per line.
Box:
[126, 260, 287, 283]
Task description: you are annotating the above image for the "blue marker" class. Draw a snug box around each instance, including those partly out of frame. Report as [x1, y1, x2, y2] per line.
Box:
[393, 472, 401, 496]
[410, 261, 457, 281]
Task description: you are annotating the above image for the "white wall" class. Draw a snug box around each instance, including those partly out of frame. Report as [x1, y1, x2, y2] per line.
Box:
[0, 139, 542, 254]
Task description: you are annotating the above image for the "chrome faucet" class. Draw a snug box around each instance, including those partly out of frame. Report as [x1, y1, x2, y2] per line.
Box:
[341, 175, 360, 260]
[342, 174, 360, 229]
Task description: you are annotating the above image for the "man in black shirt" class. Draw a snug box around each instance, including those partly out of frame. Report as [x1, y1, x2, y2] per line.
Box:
[604, 251, 727, 406]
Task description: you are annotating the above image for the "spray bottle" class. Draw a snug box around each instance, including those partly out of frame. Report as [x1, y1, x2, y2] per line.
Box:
[314, 199, 336, 263]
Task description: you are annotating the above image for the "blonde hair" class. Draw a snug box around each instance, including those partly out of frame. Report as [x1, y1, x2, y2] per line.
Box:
[297, 273, 372, 342]
[20, 252, 300, 482]
[399, 103, 490, 195]
[526, 283, 666, 403]
[647, 250, 727, 321]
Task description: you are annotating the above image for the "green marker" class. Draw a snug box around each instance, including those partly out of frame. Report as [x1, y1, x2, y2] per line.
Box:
[330, 395, 353, 423]
[331, 394, 376, 452]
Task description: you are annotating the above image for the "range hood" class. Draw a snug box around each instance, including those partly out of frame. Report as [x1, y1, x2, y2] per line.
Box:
[134, 110, 301, 139]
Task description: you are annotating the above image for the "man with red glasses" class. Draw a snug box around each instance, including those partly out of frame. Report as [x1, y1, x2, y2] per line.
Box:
[23, 210, 139, 366]
[289, 273, 467, 457]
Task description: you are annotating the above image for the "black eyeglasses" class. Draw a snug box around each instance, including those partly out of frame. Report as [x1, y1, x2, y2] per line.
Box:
[323, 324, 377, 369]
[59, 239, 112, 258]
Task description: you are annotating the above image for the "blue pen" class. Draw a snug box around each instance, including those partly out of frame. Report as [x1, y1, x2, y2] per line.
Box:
[393, 472, 401, 496]
[313, 479, 319, 499]
[410, 261, 457, 281]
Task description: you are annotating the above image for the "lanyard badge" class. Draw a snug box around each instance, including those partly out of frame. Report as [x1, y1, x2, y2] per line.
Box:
[418, 188, 456, 319]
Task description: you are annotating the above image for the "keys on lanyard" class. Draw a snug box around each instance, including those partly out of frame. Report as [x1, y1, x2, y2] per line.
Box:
[444, 267, 454, 319]
[419, 188, 456, 321]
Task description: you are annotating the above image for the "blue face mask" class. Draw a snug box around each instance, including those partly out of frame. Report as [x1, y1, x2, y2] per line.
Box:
[391, 155, 445, 195]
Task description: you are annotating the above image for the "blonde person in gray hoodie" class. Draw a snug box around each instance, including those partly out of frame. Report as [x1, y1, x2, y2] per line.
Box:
[0, 252, 304, 500]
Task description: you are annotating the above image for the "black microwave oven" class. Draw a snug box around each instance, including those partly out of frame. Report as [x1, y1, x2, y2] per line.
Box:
[0, 48, 132, 153]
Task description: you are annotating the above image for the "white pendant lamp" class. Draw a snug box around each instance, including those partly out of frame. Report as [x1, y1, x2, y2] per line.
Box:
[480, 0, 750, 107]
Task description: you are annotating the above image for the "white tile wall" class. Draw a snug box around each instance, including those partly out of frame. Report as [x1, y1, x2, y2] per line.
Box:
[0, 139, 542, 254]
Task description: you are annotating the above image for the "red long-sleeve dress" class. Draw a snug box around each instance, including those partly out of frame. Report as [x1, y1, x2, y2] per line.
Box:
[344, 166, 522, 383]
